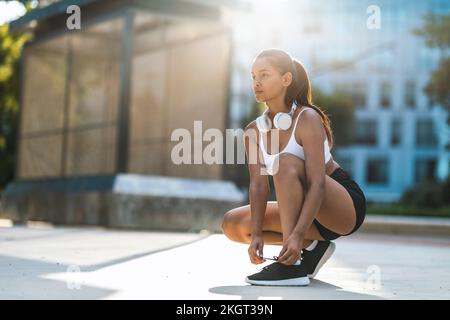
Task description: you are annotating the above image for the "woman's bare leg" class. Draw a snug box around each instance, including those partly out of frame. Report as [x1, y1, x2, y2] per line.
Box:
[272, 154, 308, 244]
[222, 154, 332, 249]
[222, 201, 322, 247]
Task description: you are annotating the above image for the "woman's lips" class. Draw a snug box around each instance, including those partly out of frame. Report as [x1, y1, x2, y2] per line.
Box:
[255, 91, 263, 94]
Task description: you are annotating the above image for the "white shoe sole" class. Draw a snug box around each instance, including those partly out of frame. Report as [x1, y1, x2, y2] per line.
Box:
[245, 276, 310, 286]
[307, 242, 336, 279]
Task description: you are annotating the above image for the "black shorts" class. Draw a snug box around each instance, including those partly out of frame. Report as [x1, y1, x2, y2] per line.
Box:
[313, 167, 366, 241]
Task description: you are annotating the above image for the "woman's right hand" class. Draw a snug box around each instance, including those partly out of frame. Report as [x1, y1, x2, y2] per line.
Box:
[248, 235, 265, 264]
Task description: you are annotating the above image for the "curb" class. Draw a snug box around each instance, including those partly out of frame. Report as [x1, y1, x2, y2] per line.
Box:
[360, 214, 450, 237]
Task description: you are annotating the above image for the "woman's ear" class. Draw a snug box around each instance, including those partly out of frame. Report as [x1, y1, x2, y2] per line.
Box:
[282, 71, 293, 87]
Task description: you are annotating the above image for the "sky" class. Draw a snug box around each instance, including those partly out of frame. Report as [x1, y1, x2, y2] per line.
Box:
[0, 1, 27, 25]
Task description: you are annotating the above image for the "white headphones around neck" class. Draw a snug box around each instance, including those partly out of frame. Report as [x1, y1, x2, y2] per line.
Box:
[256, 102, 298, 133]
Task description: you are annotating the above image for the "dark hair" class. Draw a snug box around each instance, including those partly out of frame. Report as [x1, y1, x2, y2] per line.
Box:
[255, 48, 334, 150]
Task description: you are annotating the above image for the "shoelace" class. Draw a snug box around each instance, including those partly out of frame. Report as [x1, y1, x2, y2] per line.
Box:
[258, 257, 280, 271]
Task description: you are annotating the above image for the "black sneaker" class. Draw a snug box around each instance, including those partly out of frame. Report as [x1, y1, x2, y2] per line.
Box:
[301, 241, 336, 278]
[245, 260, 310, 286]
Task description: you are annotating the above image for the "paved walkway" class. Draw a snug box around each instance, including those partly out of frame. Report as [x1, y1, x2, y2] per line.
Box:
[0, 222, 449, 299]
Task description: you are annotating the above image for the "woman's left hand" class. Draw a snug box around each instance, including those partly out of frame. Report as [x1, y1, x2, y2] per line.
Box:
[277, 233, 304, 265]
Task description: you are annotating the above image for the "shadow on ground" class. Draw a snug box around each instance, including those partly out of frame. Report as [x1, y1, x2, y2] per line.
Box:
[209, 279, 386, 300]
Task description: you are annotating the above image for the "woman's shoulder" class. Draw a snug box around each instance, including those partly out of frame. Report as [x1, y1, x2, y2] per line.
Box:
[244, 120, 260, 145]
[297, 106, 322, 126]
[299, 106, 319, 117]
[244, 120, 259, 135]
[294, 106, 327, 143]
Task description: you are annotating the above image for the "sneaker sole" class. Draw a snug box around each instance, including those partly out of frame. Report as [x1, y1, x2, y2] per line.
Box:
[307, 242, 336, 279]
[245, 276, 310, 286]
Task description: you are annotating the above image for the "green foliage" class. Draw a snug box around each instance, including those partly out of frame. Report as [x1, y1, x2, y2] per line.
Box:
[400, 175, 450, 209]
[367, 203, 450, 218]
[313, 88, 355, 147]
[367, 176, 450, 217]
[0, 16, 33, 189]
[414, 12, 450, 118]
[424, 57, 450, 110]
[414, 12, 450, 49]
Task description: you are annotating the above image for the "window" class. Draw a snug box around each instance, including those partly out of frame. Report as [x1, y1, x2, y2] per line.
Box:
[380, 81, 391, 109]
[366, 157, 389, 184]
[416, 119, 438, 147]
[415, 158, 437, 182]
[391, 118, 402, 146]
[355, 119, 377, 145]
[404, 80, 416, 109]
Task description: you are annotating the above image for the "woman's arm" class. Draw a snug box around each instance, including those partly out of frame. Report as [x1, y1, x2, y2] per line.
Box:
[244, 122, 269, 237]
[291, 110, 327, 239]
[248, 183, 269, 237]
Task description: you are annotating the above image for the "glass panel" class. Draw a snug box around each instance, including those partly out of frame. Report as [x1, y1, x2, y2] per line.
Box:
[128, 12, 231, 179]
[133, 12, 165, 54]
[19, 35, 67, 179]
[165, 32, 230, 179]
[68, 18, 122, 129]
[355, 119, 377, 145]
[164, 18, 224, 45]
[18, 17, 124, 179]
[21, 36, 67, 134]
[129, 49, 167, 144]
[64, 17, 123, 176]
[18, 134, 63, 178]
[127, 13, 168, 175]
[65, 126, 116, 175]
[416, 119, 438, 147]
[128, 142, 165, 174]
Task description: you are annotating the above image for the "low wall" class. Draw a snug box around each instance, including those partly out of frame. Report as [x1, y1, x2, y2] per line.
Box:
[0, 174, 246, 233]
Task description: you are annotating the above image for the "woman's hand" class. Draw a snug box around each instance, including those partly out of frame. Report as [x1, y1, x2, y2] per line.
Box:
[277, 233, 303, 265]
[248, 235, 265, 264]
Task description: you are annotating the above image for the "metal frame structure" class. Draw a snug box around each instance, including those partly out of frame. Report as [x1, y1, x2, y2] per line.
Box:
[10, 0, 242, 183]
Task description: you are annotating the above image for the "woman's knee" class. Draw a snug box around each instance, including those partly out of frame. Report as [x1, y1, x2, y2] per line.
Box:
[273, 155, 306, 185]
[221, 208, 247, 236]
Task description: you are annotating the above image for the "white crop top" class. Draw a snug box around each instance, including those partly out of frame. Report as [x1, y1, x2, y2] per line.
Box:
[259, 107, 332, 175]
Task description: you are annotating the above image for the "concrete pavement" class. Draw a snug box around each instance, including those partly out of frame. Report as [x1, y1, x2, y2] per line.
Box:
[0, 221, 449, 299]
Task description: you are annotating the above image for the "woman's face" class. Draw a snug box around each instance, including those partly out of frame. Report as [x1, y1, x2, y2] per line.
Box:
[251, 57, 292, 103]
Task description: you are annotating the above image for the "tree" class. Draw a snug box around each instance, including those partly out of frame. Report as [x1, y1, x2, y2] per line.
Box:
[0, 3, 33, 190]
[313, 88, 354, 147]
[414, 12, 450, 119]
